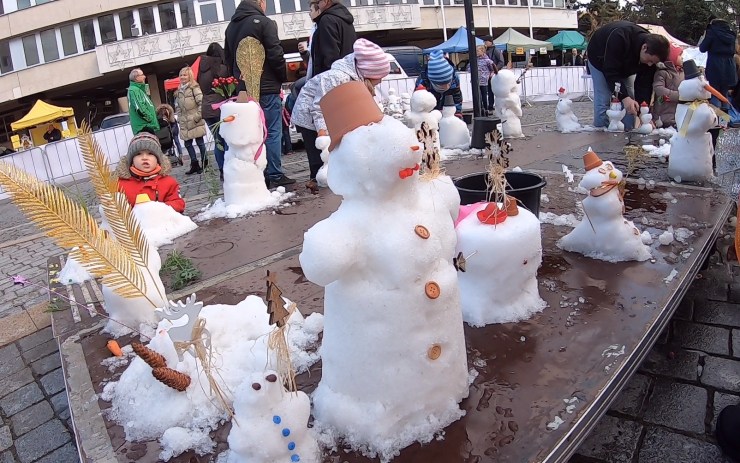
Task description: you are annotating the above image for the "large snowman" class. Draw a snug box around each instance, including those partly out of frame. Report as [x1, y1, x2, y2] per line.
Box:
[438, 94, 471, 149]
[668, 60, 721, 182]
[491, 69, 524, 138]
[300, 81, 469, 460]
[558, 149, 651, 262]
[555, 87, 582, 133]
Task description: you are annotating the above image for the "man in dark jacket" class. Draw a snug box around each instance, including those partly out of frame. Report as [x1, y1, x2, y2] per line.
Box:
[310, 0, 356, 77]
[415, 50, 463, 114]
[699, 17, 738, 111]
[483, 36, 504, 111]
[586, 21, 669, 130]
[225, 0, 294, 187]
[198, 42, 229, 179]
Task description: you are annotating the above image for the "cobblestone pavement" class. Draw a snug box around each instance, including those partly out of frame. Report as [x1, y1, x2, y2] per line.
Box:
[0, 100, 737, 462]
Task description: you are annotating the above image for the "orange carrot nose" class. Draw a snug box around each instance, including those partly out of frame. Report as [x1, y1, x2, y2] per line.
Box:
[704, 84, 729, 105]
[410, 146, 420, 151]
[223, 115, 236, 123]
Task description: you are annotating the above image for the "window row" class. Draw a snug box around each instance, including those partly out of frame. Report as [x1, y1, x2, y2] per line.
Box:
[0, 0, 54, 16]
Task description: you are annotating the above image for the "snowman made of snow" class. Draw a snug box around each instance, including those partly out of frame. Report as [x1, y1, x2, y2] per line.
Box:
[668, 60, 719, 183]
[558, 150, 651, 262]
[636, 101, 653, 134]
[404, 85, 442, 151]
[218, 92, 273, 207]
[606, 98, 626, 132]
[300, 82, 468, 458]
[439, 94, 471, 149]
[491, 69, 524, 138]
[555, 87, 582, 133]
[227, 370, 320, 463]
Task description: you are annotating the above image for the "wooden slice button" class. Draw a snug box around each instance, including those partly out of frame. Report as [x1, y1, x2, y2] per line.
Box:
[425, 281, 440, 299]
[415, 225, 430, 239]
[428, 344, 442, 360]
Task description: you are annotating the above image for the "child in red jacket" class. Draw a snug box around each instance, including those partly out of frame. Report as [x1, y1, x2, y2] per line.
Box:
[117, 133, 185, 213]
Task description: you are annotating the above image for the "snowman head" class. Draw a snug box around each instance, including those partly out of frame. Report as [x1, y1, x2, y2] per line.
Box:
[218, 93, 265, 150]
[640, 102, 649, 114]
[610, 98, 622, 111]
[410, 86, 438, 113]
[557, 87, 567, 100]
[235, 370, 283, 412]
[491, 69, 519, 96]
[388, 88, 397, 97]
[678, 75, 711, 101]
[580, 150, 622, 190]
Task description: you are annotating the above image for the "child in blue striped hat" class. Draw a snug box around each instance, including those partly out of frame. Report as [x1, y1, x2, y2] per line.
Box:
[415, 50, 463, 116]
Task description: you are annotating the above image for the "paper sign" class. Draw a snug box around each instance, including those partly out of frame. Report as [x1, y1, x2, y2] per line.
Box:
[540, 47, 548, 54]
[515, 47, 524, 55]
[529, 49, 536, 55]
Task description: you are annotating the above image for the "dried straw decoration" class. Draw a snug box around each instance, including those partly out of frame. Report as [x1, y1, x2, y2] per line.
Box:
[265, 271, 297, 393]
[152, 367, 191, 392]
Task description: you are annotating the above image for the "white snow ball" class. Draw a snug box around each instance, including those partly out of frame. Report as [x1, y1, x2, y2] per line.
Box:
[540, 194, 550, 203]
[641, 231, 654, 245]
[159, 427, 214, 461]
[276, 186, 286, 194]
[730, 216, 737, 227]
[673, 175, 682, 183]
[512, 166, 523, 172]
[658, 230, 674, 246]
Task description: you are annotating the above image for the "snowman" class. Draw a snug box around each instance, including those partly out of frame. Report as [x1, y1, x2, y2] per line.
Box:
[637, 101, 654, 134]
[404, 85, 442, 152]
[386, 88, 403, 119]
[300, 82, 468, 459]
[668, 59, 721, 183]
[555, 87, 582, 133]
[315, 135, 330, 188]
[491, 69, 524, 138]
[400, 92, 411, 113]
[130, 197, 197, 248]
[558, 149, 651, 262]
[455, 197, 546, 326]
[438, 94, 471, 149]
[606, 98, 626, 132]
[227, 370, 320, 463]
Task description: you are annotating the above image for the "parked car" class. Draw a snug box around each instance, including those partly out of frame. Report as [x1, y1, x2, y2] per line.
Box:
[99, 113, 130, 130]
[383, 46, 424, 77]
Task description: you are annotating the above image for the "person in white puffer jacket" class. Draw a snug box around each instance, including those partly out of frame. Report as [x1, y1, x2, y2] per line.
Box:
[291, 38, 390, 191]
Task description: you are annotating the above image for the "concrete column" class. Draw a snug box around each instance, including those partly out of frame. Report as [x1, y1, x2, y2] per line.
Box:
[146, 74, 162, 107]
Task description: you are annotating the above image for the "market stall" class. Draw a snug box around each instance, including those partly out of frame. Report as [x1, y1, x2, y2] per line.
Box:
[10, 100, 78, 149]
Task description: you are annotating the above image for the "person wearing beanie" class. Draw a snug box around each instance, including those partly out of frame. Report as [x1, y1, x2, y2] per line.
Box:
[116, 133, 185, 213]
[415, 50, 463, 114]
[291, 38, 390, 191]
[310, 0, 356, 77]
[651, 44, 684, 127]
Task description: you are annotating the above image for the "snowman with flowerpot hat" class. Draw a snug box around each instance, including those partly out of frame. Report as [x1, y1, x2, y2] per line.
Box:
[637, 101, 654, 134]
[555, 87, 582, 133]
[668, 59, 727, 183]
[439, 94, 471, 149]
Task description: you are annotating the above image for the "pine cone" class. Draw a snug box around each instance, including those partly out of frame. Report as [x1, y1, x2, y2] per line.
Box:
[131, 342, 167, 369]
[152, 367, 191, 392]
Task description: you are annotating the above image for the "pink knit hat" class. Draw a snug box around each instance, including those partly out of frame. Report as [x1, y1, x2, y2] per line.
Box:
[353, 39, 390, 80]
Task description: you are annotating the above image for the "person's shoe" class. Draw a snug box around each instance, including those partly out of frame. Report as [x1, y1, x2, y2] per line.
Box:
[716, 405, 740, 461]
[185, 160, 202, 175]
[306, 179, 319, 194]
[270, 175, 296, 187]
[219, 169, 224, 182]
[284, 151, 294, 156]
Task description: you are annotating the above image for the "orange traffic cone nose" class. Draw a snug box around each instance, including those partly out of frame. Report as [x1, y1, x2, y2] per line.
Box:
[704, 84, 729, 105]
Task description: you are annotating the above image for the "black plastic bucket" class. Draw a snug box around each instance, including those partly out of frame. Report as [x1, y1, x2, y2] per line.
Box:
[470, 116, 502, 149]
[453, 171, 547, 216]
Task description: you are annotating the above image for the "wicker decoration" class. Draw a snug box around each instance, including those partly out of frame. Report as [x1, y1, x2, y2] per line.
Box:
[131, 342, 167, 369]
[152, 367, 191, 392]
[236, 37, 265, 101]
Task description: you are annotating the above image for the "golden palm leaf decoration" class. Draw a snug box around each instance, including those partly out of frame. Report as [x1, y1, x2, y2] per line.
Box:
[236, 36, 265, 101]
[0, 162, 153, 303]
[78, 122, 118, 197]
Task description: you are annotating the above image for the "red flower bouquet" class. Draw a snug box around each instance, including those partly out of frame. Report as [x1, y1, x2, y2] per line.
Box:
[212, 76, 238, 99]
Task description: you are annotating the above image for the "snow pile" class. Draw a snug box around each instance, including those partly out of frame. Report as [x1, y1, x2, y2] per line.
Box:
[642, 143, 671, 158]
[160, 427, 214, 461]
[641, 230, 654, 245]
[58, 250, 93, 284]
[196, 188, 293, 220]
[658, 227, 675, 245]
[540, 212, 580, 227]
[132, 201, 198, 248]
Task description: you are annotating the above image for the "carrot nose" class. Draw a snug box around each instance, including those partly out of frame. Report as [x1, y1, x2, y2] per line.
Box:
[704, 84, 729, 105]
[609, 171, 617, 179]
[223, 115, 236, 123]
[410, 146, 420, 151]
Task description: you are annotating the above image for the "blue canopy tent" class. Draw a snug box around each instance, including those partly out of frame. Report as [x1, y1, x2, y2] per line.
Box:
[546, 30, 587, 51]
[423, 27, 490, 54]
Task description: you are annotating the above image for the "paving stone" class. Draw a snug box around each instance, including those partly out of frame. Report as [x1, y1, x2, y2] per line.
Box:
[15, 327, 52, 353]
[0, 346, 24, 378]
[711, 392, 740, 433]
[673, 321, 730, 356]
[0, 383, 44, 417]
[574, 415, 642, 463]
[610, 373, 650, 417]
[733, 329, 739, 359]
[674, 297, 693, 321]
[39, 369, 65, 396]
[10, 401, 53, 436]
[694, 300, 740, 327]
[638, 426, 725, 463]
[701, 356, 740, 392]
[0, 450, 16, 463]
[643, 380, 707, 433]
[34, 442, 79, 463]
[639, 345, 700, 381]
[49, 392, 69, 415]
[0, 368, 34, 400]
[20, 339, 58, 364]
[14, 419, 70, 463]
[728, 282, 740, 303]
[29, 353, 61, 377]
[0, 426, 10, 452]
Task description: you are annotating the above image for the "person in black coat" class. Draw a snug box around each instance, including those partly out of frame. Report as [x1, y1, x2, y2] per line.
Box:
[225, 0, 294, 187]
[198, 42, 230, 178]
[310, 0, 356, 77]
[586, 21, 669, 130]
[699, 17, 738, 110]
[43, 125, 62, 143]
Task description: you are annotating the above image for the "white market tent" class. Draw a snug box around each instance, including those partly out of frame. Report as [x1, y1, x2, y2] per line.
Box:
[638, 24, 691, 48]
[493, 28, 553, 53]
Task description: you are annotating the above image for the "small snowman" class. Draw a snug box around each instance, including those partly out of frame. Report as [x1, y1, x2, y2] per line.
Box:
[315, 135, 330, 188]
[404, 85, 442, 151]
[491, 69, 524, 138]
[386, 88, 403, 119]
[606, 98, 626, 132]
[555, 87, 582, 133]
[668, 59, 721, 183]
[438, 94, 471, 149]
[400, 92, 411, 113]
[558, 149, 651, 262]
[637, 101, 653, 134]
[227, 370, 320, 463]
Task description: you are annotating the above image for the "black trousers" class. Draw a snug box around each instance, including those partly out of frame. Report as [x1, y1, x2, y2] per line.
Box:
[296, 125, 323, 180]
[486, 83, 495, 110]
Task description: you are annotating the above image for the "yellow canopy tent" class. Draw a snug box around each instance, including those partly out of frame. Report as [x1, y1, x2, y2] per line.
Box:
[11, 100, 78, 149]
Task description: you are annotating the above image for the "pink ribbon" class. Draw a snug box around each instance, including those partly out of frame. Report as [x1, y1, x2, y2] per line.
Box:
[211, 96, 238, 111]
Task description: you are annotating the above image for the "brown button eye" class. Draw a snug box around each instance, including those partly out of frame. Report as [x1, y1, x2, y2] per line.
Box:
[266, 374, 278, 383]
[252, 382, 261, 390]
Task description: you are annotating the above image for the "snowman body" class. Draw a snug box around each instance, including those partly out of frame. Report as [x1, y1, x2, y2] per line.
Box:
[491, 70, 524, 138]
[315, 136, 331, 188]
[668, 77, 717, 182]
[404, 88, 442, 151]
[555, 94, 581, 133]
[131, 200, 197, 248]
[299, 116, 468, 458]
[400, 93, 412, 113]
[439, 106, 471, 148]
[637, 105, 653, 134]
[228, 370, 320, 463]
[386, 88, 403, 119]
[606, 101, 626, 132]
[558, 162, 651, 262]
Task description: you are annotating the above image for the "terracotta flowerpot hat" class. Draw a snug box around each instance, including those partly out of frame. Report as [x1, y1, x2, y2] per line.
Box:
[320, 81, 384, 152]
[583, 149, 603, 171]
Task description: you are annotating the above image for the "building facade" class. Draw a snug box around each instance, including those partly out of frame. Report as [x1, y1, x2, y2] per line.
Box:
[0, 0, 577, 147]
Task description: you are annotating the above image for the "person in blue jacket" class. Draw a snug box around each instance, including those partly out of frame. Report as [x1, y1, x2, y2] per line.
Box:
[699, 17, 738, 111]
[415, 50, 463, 116]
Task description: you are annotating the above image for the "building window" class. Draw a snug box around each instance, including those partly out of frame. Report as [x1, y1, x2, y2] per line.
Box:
[40, 29, 59, 62]
[120, 10, 137, 39]
[17, 0, 32, 9]
[199, 1, 218, 24]
[180, 1, 197, 27]
[22, 35, 39, 66]
[543, 0, 553, 6]
[223, 0, 237, 20]
[160, 2, 178, 31]
[36, 0, 52, 3]
[554, 0, 564, 6]
[0, 41, 12, 74]
[80, 19, 96, 51]
[139, 7, 157, 34]
[99, 14, 117, 44]
[60, 24, 78, 56]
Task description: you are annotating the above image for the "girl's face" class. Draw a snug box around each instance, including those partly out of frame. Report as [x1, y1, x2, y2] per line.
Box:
[477, 48, 485, 57]
[133, 151, 159, 172]
[179, 72, 190, 84]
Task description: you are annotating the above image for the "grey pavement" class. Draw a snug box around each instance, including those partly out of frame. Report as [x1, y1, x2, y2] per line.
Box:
[0, 101, 737, 462]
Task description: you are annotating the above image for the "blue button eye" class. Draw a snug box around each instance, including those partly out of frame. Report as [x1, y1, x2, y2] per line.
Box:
[282, 428, 290, 437]
[291, 455, 300, 462]
[272, 415, 281, 424]
[287, 442, 296, 450]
